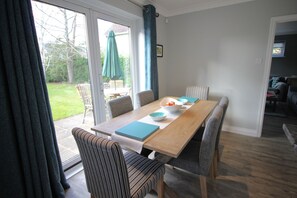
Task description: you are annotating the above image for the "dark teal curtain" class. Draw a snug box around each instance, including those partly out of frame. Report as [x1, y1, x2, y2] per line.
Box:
[143, 4, 159, 100]
[0, 0, 69, 197]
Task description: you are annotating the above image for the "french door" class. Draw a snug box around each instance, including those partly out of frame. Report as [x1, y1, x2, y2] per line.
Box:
[97, 17, 133, 119]
[31, 0, 137, 171]
[31, 0, 96, 170]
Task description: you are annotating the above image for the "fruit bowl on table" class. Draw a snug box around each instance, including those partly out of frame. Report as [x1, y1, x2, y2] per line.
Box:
[160, 97, 183, 113]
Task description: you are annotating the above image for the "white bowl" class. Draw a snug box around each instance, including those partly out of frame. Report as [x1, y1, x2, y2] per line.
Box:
[149, 112, 167, 121]
[160, 97, 182, 113]
[177, 98, 188, 105]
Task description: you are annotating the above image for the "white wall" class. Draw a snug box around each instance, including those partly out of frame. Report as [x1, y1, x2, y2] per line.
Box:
[157, 0, 297, 136]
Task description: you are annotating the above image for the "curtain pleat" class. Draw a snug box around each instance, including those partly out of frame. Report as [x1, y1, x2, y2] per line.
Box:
[0, 0, 69, 197]
[143, 4, 159, 100]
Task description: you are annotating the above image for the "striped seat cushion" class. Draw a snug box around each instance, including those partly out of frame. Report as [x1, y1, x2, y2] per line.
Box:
[124, 152, 165, 198]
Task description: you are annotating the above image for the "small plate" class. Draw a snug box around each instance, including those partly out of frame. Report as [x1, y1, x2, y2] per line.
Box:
[149, 112, 167, 121]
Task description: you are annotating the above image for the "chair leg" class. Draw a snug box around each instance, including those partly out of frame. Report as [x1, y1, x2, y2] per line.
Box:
[216, 148, 220, 162]
[209, 158, 215, 180]
[199, 175, 207, 198]
[157, 176, 164, 198]
[82, 108, 87, 124]
[213, 152, 218, 178]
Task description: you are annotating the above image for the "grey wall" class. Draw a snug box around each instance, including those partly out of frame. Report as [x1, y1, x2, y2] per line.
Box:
[156, 15, 169, 98]
[271, 34, 297, 76]
[157, 0, 297, 136]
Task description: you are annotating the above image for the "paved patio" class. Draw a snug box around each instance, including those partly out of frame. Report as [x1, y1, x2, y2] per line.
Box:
[54, 99, 114, 169]
[54, 112, 98, 169]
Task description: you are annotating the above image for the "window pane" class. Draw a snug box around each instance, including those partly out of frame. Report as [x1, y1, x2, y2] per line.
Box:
[272, 41, 285, 57]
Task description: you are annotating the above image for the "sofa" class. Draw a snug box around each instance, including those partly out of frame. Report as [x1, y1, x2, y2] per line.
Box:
[287, 86, 297, 114]
[268, 76, 289, 102]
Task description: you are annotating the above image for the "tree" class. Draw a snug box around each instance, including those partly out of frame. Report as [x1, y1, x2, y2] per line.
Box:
[62, 9, 77, 83]
[44, 42, 89, 83]
[33, 2, 83, 83]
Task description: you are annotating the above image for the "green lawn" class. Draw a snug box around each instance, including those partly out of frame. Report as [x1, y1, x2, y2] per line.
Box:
[47, 83, 84, 121]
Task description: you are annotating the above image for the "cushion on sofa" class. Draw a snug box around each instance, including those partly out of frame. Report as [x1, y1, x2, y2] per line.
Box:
[271, 76, 286, 88]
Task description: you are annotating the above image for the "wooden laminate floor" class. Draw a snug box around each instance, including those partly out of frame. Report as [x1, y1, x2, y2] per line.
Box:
[65, 103, 297, 198]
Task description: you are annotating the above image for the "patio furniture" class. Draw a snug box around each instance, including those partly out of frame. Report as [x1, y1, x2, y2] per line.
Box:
[107, 95, 133, 118]
[136, 90, 155, 108]
[76, 83, 93, 123]
[72, 127, 165, 198]
[160, 105, 223, 198]
[186, 86, 209, 100]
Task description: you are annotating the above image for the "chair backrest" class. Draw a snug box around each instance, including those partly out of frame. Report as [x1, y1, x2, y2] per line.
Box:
[136, 90, 155, 108]
[72, 127, 130, 198]
[199, 105, 223, 175]
[186, 86, 209, 100]
[215, 96, 229, 149]
[76, 83, 93, 108]
[108, 95, 133, 118]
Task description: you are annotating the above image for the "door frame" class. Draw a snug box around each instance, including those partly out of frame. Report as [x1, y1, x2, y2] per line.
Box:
[258, 14, 297, 137]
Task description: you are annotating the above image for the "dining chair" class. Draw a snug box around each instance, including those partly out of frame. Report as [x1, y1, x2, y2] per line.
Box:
[76, 83, 93, 123]
[135, 90, 155, 157]
[186, 86, 209, 100]
[214, 96, 229, 163]
[72, 127, 165, 198]
[157, 105, 223, 198]
[136, 90, 155, 108]
[107, 95, 133, 118]
[192, 96, 229, 177]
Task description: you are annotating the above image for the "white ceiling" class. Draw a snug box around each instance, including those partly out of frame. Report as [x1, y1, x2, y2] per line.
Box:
[130, 0, 256, 17]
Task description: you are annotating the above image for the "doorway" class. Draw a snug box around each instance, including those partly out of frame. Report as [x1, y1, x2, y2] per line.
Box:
[31, 0, 140, 171]
[32, 1, 95, 170]
[259, 14, 297, 137]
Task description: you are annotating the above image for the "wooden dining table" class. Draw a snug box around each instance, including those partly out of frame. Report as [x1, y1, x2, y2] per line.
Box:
[91, 97, 217, 158]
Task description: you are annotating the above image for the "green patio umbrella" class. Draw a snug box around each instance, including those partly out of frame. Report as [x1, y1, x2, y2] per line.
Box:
[102, 30, 123, 89]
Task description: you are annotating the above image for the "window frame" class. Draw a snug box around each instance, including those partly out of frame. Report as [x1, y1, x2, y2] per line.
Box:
[272, 41, 286, 58]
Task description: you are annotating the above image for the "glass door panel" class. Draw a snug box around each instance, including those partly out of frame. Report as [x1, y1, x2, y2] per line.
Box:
[32, 1, 94, 170]
[97, 19, 133, 119]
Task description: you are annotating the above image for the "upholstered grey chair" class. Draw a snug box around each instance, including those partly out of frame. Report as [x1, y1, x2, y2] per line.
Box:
[159, 105, 223, 198]
[72, 127, 165, 198]
[136, 90, 155, 108]
[192, 96, 229, 177]
[186, 86, 209, 100]
[214, 96, 229, 162]
[107, 95, 133, 118]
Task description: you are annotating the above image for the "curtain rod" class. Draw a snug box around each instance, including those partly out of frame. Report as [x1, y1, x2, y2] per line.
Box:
[127, 0, 159, 17]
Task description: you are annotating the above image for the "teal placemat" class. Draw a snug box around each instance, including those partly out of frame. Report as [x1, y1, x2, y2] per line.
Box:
[179, 96, 199, 103]
[115, 121, 160, 141]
